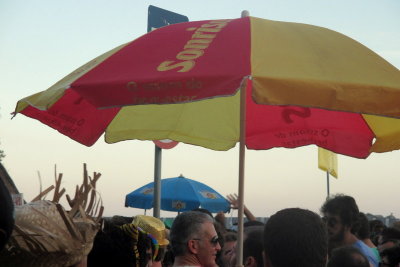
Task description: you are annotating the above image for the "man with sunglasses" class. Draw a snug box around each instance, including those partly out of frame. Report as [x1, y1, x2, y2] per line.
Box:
[321, 194, 379, 267]
[170, 211, 221, 267]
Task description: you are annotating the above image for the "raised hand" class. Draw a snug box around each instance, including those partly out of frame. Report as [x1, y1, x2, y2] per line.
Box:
[226, 193, 240, 209]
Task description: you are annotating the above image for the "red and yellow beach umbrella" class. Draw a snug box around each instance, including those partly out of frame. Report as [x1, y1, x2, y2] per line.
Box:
[14, 15, 400, 264]
[15, 16, 400, 158]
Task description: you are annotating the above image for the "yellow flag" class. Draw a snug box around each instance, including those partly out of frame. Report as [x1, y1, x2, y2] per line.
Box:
[318, 148, 338, 178]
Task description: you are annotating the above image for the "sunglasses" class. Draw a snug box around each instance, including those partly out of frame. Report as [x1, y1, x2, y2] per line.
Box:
[322, 216, 339, 227]
[193, 236, 220, 246]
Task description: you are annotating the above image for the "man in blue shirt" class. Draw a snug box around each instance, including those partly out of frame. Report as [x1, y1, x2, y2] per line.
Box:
[321, 194, 379, 267]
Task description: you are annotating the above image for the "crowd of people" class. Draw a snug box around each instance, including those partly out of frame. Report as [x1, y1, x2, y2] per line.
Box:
[165, 194, 400, 267]
[1, 184, 400, 267]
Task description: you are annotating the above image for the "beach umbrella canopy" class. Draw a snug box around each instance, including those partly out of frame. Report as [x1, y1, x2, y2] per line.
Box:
[14, 16, 400, 157]
[22, 16, 399, 116]
[14, 15, 400, 265]
[125, 175, 230, 213]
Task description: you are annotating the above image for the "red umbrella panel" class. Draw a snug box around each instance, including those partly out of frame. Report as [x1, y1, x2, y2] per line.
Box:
[18, 84, 382, 159]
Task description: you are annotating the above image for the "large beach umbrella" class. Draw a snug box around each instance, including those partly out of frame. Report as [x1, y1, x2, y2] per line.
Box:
[125, 175, 230, 213]
[14, 15, 400, 264]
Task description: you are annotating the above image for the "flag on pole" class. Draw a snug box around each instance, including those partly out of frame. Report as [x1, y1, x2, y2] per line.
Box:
[318, 148, 338, 178]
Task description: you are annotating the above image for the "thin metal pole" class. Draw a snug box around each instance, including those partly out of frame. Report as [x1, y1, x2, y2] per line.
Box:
[326, 171, 330, 199]
[153, 145, 162, 218]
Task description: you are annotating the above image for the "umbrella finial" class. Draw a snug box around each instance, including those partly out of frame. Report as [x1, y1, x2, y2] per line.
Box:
[179, 174, 184, 178]
[241, 10, 249, 18]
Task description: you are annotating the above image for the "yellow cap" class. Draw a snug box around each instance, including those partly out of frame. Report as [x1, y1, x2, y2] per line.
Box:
[133, 215, 169, 246]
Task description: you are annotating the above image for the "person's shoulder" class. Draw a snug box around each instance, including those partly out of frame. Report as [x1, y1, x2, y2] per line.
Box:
[353, 240, 375, 258]
[353, 240, 380, 267]
[353, 239, 368, 249]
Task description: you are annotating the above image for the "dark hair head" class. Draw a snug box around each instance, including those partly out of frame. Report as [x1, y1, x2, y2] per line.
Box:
[243, 226, 264, 267]
[216, 230, 236, 267]
[88, 220, 150, 267]
[320, 194, 359, 227]
[380, 227, 400, 244]
[170, 211, 213, 256]
[263, 208, 328, 267]
[352, 212, 370, 239]
[380, 244, 400, 266]
[370, 219, 385, 233]
[327, 246, 370, 267]
[110, 215, 133, 225]
[223, 232, 237, 243]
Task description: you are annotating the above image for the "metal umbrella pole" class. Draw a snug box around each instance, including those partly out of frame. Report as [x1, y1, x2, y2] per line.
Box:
[153, 145, 162, 218]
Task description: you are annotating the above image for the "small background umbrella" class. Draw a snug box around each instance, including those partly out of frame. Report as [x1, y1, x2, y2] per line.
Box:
[125, 175, 230, 213]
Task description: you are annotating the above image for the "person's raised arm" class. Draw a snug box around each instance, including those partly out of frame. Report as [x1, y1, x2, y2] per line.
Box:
[226, 193, 256, 222]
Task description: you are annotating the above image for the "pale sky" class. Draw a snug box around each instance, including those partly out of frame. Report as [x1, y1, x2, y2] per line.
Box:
[1, 0, 399, 218]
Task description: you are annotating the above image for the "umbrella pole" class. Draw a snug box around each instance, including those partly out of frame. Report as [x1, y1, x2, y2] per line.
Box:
[236, 81, 247, 267]
[236, 11, 249, 267]
[153, 145, 162, 218]
[326, 171, 330, 199]
[236, 76, 249, 267]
